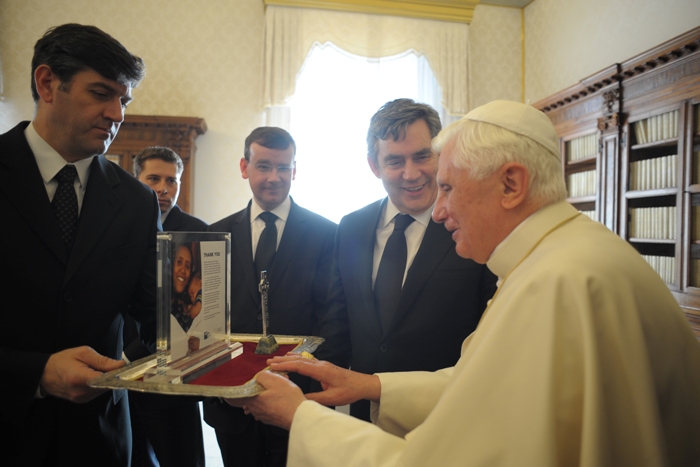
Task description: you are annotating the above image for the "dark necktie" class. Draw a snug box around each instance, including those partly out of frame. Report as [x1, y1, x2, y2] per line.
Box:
[375, 214, 415, 331]
[51, 165, 79, 247]
[255, 211, 278, 280]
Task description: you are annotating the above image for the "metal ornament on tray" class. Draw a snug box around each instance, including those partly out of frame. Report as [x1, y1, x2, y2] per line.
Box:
[255, 270, 279, 354]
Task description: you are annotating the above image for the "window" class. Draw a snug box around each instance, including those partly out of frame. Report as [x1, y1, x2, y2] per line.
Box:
[278, 44, 445, 223]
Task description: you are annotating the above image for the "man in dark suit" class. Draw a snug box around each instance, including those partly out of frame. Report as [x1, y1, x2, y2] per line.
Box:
[0, 24, 158, 466]
[133, 146, 207, 232]
[123, 146, 207, 467]
[316, 98, 498, 421]
[203, 127, 336, 466]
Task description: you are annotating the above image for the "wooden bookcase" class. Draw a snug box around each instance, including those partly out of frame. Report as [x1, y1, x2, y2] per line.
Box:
[534, 26, 700, 337]
[106, 115, 207, 214]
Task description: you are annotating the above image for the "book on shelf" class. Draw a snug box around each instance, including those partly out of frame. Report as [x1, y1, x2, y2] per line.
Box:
[629, 206, 676, 240]
[629, 155, 677, 191]
[642, 255, 675, 284]
[634, 110, 679, 145]
[566, 133, 597, 162]
[567, 169, 596, 197]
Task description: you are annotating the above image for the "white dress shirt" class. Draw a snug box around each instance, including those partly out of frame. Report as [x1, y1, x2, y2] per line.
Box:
[25, 122, 94, 212]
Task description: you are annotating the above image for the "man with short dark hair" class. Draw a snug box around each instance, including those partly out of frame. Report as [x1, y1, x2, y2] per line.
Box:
[125, 146, 207, 466]
[315, 98, 497, 421]
[0, 24, 158, 465]
[133, 146, 207, 231]
[203, 127, 336, 466]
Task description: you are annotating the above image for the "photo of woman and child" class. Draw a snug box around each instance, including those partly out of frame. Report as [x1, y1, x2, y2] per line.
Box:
[170, 243, 204, 353]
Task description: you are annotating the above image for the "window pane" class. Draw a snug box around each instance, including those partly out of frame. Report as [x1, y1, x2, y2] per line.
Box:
[289, 44, 442, 223]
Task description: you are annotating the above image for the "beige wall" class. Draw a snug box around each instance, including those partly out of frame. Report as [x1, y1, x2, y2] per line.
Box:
[469, 4, 522, 110]
[524, 0, 700, 103]
[469, 0, 700, 107]
[0, 0, 266, 223]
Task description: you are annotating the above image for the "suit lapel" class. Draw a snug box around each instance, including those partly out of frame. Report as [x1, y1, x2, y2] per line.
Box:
[163, 205, 182, 231]
[384, 219, 453, 336]
[64, 156, 123, 284]
[232, 203, 259, 306]
[268, 200, 304, 295]
[0, 122, 68, 265]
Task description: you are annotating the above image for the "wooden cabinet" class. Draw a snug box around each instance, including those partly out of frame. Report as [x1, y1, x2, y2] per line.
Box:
[534, 26, 700, 337]
[106, 115, 207, 213]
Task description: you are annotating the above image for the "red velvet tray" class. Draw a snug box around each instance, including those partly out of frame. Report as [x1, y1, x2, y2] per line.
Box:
[89, 334, 323, 398]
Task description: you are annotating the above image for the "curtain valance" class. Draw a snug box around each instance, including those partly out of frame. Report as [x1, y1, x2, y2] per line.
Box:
[263, 6, 469, 115]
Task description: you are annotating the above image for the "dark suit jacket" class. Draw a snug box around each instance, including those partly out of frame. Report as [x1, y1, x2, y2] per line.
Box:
[316, 198, 497, 419]
[204, 199, 336, 433]
[0, 122, 159, 466]
[163, 204, 208, 232]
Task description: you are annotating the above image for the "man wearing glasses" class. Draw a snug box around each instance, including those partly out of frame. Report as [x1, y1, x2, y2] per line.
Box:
[203, 127, 336, 467]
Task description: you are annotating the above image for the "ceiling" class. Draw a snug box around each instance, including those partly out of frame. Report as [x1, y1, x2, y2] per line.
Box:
[481, 0, 531, 7]
[263, 1, 533, 23]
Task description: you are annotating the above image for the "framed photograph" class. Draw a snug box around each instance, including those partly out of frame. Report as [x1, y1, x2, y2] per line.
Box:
[150, 231, 235, 383]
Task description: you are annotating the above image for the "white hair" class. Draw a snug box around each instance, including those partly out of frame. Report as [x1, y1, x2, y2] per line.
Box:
[433, 118, 568, 206]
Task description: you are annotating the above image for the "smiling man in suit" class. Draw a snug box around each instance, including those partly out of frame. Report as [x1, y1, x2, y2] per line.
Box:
[315, 98, 498, 421]
[203, 127, 336, 466]
[0, 24, 158, 466]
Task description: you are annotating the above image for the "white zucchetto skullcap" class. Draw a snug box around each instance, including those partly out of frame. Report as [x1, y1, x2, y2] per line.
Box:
[463, 100, 561, 160]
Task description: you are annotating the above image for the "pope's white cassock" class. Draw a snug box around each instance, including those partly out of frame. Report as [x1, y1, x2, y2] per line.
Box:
[287, 200, 700, 466]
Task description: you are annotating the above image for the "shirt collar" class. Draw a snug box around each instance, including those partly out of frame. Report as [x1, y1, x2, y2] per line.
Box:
[250, 196, 292, 223]
[487, 200, 580, 280]
[380, 197, 435, 230]
[161, 206, 172, 224]
[26, 122, 94, 189]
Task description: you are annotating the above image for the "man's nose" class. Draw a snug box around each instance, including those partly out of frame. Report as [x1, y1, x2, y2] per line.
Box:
[155, 182, 167, 194]
[104, 98, 125, 124]
[266, 169, 282, 182]
[432, 192, 447, 223]
[403, 160, 420, 180]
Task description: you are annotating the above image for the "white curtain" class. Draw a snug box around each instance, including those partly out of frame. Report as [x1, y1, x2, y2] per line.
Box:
[263, 6, 469, 116]
[280, 44, 450, 222]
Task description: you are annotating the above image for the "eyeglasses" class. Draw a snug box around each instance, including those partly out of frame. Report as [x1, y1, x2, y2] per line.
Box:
[253, 164, 294, 175]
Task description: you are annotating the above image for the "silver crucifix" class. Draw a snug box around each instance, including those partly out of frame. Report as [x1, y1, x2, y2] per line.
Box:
[255, 270, 279, 354]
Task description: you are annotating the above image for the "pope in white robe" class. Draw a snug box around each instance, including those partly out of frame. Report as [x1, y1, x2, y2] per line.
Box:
[230, 100, 700, 467]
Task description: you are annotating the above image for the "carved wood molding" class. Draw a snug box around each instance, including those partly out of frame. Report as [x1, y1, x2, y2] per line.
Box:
[602, 89, 620, 115]
[535, 26, 700, 117]
[617, 27, 700, 81]
[597, 112, 621, 132]
[534, 64, 621, 115]
[116, 116, 207, 157]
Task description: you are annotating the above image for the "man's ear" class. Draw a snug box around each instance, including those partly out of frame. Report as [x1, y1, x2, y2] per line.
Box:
[368, 156, 381, 179]
[240, 157, 250, 179]
[500, 162, 529, 210]
[34, 65, 58, 103]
